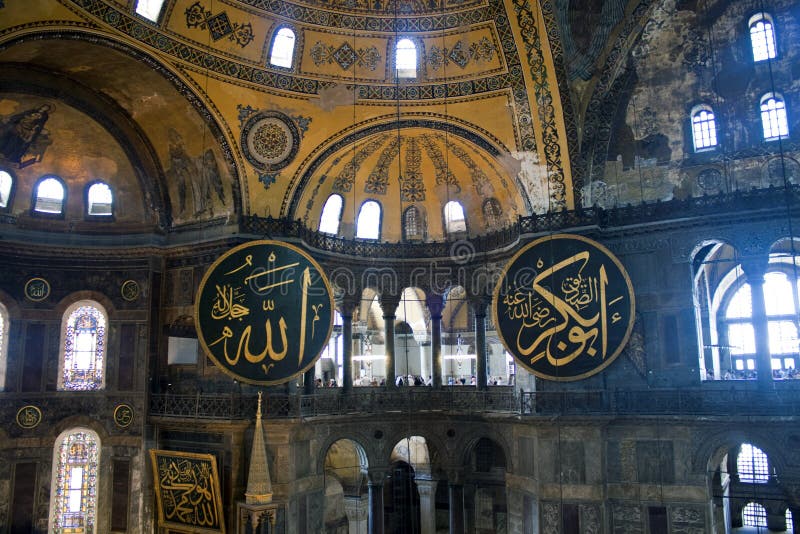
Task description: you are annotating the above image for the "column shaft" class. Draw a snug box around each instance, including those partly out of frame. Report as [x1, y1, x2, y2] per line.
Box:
[369, 481, 384, 534]
[342, 313, 354, 393]
[448, 483, 465, 534]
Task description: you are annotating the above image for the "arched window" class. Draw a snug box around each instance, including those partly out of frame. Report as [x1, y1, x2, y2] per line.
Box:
[270, 28, 296, 68]
[135, 0, 165, 21]
[59, 301, 108, 390]
[403, 206, 423, 241]
[86, 182, 113, 217]
[319, 194, 343, 234]
[761, 93, 789, 140]
[356, 200, 381, 239]
[743, 502, 768, 528]
[0, 169, 14, 208]
[444, 200, 467, 234]
[787, 508, 794, 531]
[34, 176, 66, 215]
[723, 271, 798, 374]
[738, 443, 771, 483]
[691, 105, 718, 150]
[749, 13, 777, 62]
[49, 428, 100, 533]
[0, 302, 7, 391]
[396, 38, 417, 79]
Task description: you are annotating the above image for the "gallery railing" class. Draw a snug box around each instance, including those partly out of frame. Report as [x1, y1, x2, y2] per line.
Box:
[239, 185, 800, 259]
[146, 385, 800, 420]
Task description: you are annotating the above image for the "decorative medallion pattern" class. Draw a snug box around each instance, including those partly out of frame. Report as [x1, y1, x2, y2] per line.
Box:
[121, 279, 140, 302]
[310, 41, 381, 71]
[419, 134, 459, 190]
[185, 1, 255, 48]
[427, 38, 496, 70]
[332, 134, 391, 193]
[24, 277, 50, 301]
[449, 140, 490, 194]
[16, 405, 42, 429]
[113, 403, 135, 428]
[290, 0, 483, 15]
[241, 111, 301, 172]
[493, 234, 635, 381]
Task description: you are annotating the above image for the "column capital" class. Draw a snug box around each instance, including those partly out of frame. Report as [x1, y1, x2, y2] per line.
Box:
[426, 293, 445, 318]
[379, 293, 401, 317]
[368, 467, 389, 485]
[740, 256, 769, 283]
[469, 295, 491, 316]
[336, 294, 359, 316]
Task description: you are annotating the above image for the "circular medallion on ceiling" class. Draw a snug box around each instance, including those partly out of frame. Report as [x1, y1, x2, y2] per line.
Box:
[241, 111, 300, 171]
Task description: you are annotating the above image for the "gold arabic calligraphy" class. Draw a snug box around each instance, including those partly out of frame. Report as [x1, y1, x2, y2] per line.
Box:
[502, 250, 625, 368]
[157, 457, 220, 528]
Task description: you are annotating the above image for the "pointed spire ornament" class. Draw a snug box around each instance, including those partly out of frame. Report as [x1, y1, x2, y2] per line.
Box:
[245, 391, 273, 504]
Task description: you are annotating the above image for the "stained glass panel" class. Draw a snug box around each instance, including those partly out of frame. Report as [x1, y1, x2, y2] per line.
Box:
[52, 431, 98, 533]
[63, 305, 106, 390]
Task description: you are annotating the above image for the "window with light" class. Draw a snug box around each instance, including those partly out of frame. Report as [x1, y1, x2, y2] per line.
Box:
[60, 302, 107, 390]
[749, 13, 777, 62]
[356, 200, 381, 239]
[87, 182, 113, 216]
[691, 106, 718, 150]
[396, 38, 417, 78]
[270, 28, 296, 68]
[444, 200, 467, 234]
[319, 194, 343, 234]
[723, 271, 798, 374]
[135, 0, 166, 22]
[34, 176, 66, 215]
[737, 443, 771, 483]
[50, 429, 99, 534]
[403, 206, 422, 241]
[743, 502, 768, 528]
[0, 169, 13, 208]
[761, 93, 789, 140]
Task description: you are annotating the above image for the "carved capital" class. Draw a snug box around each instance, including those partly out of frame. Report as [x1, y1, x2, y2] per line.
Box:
[469, 295, 491, 317]
[368, 467, 389, 486]
[336, 294, 359, 317]
[379, 293, 401, 318]
[740, 256, 769, 283]
[426, 293, 445, 318]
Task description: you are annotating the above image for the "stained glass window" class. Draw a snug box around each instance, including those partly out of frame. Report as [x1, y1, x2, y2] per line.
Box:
[270, 28, 296, 68]
[61, 303, 106, 390]
[50, 429, 99, 533]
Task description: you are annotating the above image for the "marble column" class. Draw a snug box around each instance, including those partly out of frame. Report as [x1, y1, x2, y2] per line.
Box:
[339, 297, 358, 394]
[471, 297, 489, 390]
[448, 481, 465, 534]
[303, 367, 315, 394]
[742, 258, 772, 387]
[426, 294, 445, 388]
[416, 478, 438, 534]
[368, 470, 387, 534]
[380, 294, 400, 388]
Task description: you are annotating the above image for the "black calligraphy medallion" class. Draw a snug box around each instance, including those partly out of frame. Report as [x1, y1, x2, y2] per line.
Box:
[493, 234, 635, 381]
[195, 240, 334, 386]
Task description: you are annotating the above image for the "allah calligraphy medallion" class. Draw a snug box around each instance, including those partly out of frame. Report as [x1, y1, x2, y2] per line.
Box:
[195, 240, 334, 386]
[493, 234, 635, 381]
[16, 405, 42, 429]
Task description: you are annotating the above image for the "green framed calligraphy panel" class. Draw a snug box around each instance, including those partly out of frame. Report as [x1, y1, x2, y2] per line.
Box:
[493, 234, 635, 381]
[150, 449, 225, 533]
[195, 240, 334, 386]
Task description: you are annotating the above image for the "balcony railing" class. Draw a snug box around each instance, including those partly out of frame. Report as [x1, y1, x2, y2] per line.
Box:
[146, 385, 800, 421]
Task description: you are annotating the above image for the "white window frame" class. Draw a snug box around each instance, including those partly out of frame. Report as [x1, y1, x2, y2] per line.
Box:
[749, 12, 777, 62]
[396, 38, 417, 79]
[270, 27, 296, 69]
[691, 105, 718, 151]
[319, 194, 344, 235]
[761, 93, 790, 140]
[356, 200, 382, 239]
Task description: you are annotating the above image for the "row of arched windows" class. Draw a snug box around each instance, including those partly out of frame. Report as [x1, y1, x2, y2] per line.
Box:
[0, 300, 106, 391]
[318, 195, 477, 239]
[0, 171, 114, 218]
[691, 92, 790, 151]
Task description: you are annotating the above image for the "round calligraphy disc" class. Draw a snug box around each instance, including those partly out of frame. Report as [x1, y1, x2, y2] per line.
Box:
[492, 234, 635, 381]
[195, 240, 334, 386]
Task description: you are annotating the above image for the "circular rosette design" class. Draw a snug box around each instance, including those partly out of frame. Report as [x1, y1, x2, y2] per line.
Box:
[241, 111, 300, 171]
[493, 234, 635, 381]
[195, 240, 334, 386]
